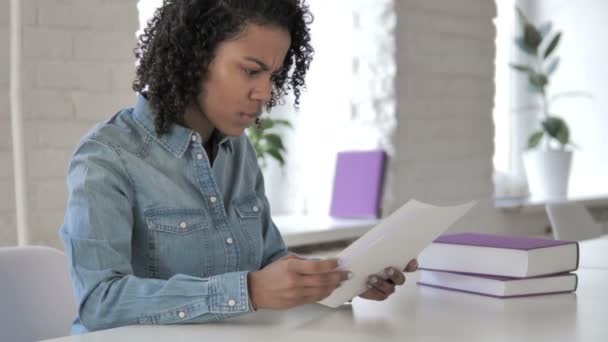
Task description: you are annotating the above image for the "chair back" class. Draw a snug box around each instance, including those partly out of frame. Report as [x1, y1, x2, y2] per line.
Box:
[0, 246, 76, 342]
[546, 203, 604, 241]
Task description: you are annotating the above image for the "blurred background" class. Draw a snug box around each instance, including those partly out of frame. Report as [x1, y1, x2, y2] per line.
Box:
[1, 0, 607, 250]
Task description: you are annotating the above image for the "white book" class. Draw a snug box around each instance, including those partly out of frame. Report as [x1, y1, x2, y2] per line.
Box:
[318, 199, 476, 308]
[417, 269, 578, 298]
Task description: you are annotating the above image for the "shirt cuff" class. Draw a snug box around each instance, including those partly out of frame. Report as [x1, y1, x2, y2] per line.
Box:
[208, 271, 252, 314]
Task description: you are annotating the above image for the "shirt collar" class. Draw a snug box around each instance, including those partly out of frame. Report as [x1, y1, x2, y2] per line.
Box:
[132, 93, 233, 158]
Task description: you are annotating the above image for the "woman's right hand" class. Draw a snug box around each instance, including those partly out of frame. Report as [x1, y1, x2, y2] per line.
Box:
[247, 253, 352, 310]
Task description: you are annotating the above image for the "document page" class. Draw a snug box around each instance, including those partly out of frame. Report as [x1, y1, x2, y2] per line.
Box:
[318, 199, 476, 308]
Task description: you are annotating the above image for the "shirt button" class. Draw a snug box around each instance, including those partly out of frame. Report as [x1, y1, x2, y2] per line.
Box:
[227, 299, 236, 307]
[191, 135, 197, 142]
[196, 154, 203, 160]
[179, 222, 187, 229]
[209, 196, 217, 204]
[178, 311, 185, 318]
[252, 206, 259, 212]
[226, 237, 233, 244]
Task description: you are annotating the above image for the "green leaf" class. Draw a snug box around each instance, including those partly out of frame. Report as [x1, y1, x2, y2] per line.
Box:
[264, 133, 285, 151]
[543, 32, 562, 59]
[542, 116, 569, 146]
[545, 57, 560, 75]
[266, 148, 285, 166]
[528, 72, 548, 91]
[528, 131, 544, 149]
[260, 119, 275, 130]
[514, 37, 537, 55]
[509, 63, 533, 73]
[272, 119, 293, 128]
[555, 124, 570, 146]
[524, 23, 543, 50]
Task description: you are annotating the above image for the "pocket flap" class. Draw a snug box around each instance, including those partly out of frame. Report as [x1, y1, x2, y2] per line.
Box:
[234, 193, 263, 219]
[145, 208, 209, 234]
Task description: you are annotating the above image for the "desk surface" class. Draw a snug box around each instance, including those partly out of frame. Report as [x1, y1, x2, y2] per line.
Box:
[45, 267, 608, 342]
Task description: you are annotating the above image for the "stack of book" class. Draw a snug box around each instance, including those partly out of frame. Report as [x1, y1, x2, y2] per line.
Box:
[416, 232, 579, 298]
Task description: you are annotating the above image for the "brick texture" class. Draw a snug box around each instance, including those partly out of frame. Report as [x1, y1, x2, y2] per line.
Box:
[0, 0, 138, 247]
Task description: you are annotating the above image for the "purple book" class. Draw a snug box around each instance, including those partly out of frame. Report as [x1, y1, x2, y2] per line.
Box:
[417, 269, 578, 298]
[417, 233, 579, 278]
[329, 150, 386, 218]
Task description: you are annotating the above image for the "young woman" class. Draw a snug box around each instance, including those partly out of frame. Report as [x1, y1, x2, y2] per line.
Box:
[60, 0, 417, 334]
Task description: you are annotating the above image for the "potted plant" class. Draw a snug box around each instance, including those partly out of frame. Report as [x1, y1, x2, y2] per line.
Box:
[247, 117, 292, 169]
[510, 7, 588, 199]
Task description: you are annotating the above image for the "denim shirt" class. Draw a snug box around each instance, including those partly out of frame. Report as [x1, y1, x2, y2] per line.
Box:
[60, 94, 287, 334]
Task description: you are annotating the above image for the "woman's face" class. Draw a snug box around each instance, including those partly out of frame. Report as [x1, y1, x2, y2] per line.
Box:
[189, 23, 292, 138]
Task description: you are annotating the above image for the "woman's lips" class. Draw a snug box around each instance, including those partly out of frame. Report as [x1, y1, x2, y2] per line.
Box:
[239, 112, 259, 125]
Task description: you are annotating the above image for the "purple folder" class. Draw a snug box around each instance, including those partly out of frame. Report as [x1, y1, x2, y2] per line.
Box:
[329, 150, 386, 218]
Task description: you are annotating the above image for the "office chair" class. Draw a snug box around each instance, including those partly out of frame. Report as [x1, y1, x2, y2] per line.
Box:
[0, 246, 77, 342]
[545, 202, 604, 241]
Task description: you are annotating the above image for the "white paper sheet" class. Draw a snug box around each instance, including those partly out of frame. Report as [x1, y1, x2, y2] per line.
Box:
[318, 199, 477, 308]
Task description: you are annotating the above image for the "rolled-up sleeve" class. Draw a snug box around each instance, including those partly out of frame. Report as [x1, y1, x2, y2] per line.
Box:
[60, 138, 252, 332]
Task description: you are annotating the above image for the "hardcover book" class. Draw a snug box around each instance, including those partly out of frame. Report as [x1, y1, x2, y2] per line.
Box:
[418, 233, 579, 278]
[417, 269, 578, 298]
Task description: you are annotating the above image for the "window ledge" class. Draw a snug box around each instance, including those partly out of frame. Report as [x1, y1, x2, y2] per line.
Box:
[273, 215, 379, 248]
[495, 193, 608, 214]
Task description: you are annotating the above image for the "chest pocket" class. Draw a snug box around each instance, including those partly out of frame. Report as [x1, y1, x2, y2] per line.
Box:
[145, 208, 210, 279]
[234, 193, 264, 268]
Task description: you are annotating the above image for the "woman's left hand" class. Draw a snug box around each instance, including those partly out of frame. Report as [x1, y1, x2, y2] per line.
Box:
[358, 259, 418, 301]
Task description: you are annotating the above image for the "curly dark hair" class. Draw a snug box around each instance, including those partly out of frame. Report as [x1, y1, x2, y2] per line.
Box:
[133, 0, 314, 135]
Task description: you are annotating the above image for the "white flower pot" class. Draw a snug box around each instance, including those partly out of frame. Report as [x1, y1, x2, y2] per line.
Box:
[522, 150, 572, 200]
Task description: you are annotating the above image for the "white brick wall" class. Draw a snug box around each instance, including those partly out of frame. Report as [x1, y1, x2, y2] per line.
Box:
[385, 0, 549, 235]
[0, 0, 138, 247]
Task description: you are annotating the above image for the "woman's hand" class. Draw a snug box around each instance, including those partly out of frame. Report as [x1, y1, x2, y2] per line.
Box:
[358, 259, 418, 301]
[248, 253, 352, 310]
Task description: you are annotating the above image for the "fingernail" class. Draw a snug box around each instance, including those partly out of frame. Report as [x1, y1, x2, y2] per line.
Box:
[337, 259, 344, 267]
[370, 276, 378, 284]
[367, 283, 373, 289]
[347, 272, 354, 279]
[387, 268, 395, 276]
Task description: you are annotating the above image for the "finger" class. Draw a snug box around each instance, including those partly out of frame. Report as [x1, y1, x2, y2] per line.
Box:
[368, 276, 395, 296]
[288, 258, 341, 275]
[359, 286, 389, 301]
[404, 259, 418, 272]
[385, 267, 406, 285]
[298, 271, 352, 288]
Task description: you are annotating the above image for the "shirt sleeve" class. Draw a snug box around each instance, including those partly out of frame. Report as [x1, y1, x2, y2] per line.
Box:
[60, 138, 253, 332]
[253, 159, 289, 267]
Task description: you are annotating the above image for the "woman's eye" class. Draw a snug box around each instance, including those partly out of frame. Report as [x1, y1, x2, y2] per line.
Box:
[244, 68, 261, 77]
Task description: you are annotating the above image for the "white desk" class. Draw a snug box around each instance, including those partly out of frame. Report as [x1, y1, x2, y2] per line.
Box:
[44, 266, 608, 342]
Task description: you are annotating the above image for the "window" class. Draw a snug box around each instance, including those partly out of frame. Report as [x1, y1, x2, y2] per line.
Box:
[493, 1, 608, 199]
